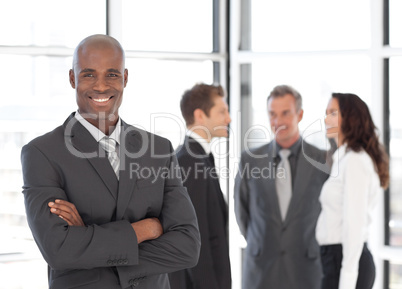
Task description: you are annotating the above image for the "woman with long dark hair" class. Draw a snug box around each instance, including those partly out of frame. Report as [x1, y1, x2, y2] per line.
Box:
[316, 93, 389, 289]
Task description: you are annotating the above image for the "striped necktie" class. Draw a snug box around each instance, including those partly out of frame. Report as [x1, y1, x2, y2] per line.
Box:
[99, 137, 120, 179]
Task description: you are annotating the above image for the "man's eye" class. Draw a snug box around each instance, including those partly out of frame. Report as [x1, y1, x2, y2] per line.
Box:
[108, 73, 118, 77]
[83, 74, 94, 77]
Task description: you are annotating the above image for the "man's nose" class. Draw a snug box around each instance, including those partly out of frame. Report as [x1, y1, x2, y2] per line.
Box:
[271, 116, 281, 126]
[226, 113, 232, 124]
[93, 77, 109, 91]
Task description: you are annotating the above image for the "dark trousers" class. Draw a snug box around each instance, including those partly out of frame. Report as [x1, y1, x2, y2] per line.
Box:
[320, 243, 375, 289]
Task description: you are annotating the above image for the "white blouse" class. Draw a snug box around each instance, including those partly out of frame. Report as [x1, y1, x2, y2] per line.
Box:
[316, 144, 382, 289]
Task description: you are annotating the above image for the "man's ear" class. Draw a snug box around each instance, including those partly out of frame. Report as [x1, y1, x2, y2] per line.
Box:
[297, 109, 304, 123]
[124, 69, 128, 87]
[69, 69, 75, 88]
[193, 108, 205, 125]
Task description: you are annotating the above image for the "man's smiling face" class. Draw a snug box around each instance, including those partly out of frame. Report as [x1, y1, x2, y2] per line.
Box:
[69, 39, 128, 128]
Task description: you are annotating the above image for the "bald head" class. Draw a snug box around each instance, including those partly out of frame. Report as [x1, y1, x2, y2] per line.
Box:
[72, 34, 125, 70]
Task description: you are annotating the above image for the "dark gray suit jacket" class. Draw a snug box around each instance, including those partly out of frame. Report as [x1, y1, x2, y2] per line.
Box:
[169, 137, 231, 289]
[234, 139, 329, 289]
[21, 113, 200, 289]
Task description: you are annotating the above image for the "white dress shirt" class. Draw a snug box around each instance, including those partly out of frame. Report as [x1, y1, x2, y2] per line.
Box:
[186, 130, 211, 155]
[75, 111, 121, 157]
[316, 144, 382, 289]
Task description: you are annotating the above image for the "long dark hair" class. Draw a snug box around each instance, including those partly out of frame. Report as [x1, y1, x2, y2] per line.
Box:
[333, 93, 389, 189]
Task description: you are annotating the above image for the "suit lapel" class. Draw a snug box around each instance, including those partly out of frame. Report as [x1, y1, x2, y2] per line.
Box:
[115, 122, 142, 220]
[63, 113, 118, 200]
[186, 137, 228, 216]
[185, 136, 206, 157]
[283, 145, 314, 226]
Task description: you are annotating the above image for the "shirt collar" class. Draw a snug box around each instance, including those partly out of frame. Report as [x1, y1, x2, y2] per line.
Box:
[186, 130, 211, 155]
[75, 111, 121, 144]
[274, 137, 302, 158]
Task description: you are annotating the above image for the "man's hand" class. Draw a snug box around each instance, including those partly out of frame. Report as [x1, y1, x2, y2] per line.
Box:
[131, 218, 163, 244]
[48, 199, 85, 226]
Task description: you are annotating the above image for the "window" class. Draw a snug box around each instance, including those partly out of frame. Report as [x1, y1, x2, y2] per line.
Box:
[389, 0, 402, 47]
[250, 0, 371, 52]
[0, 0, 106, 47]
[121, 0, 213, 52]
[120, 58, 214, 148]
[388, 57, 402, 248]
[387, 56, 402, 288]
[228, 1, 388, 288]
[384, 0, 402, 285]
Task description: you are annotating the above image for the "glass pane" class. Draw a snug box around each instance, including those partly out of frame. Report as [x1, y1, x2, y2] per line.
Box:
[120, 59, 214, 148]
[121, 0, 213, 52]
[0, 55, 76, 258]
[0, 258, 48, 289]
[247, 55, 371, 150]
[390, 262, 402, 289]
[250, 0, 371, 52]
[389, 57, 402, 246]
[0, 0, 106, 47]
[389, 0, 402, 47]
[0, 55, 76, 122]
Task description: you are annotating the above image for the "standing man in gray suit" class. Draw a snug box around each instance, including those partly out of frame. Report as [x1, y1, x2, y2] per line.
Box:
[21, 34, 200, 289]
[234, 85, 329, 289]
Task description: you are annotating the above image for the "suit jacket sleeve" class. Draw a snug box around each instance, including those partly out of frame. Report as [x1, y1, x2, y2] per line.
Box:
[21, 143, 139, 270]
[116, 145, 201, 288]
[234, 153, 249, 237]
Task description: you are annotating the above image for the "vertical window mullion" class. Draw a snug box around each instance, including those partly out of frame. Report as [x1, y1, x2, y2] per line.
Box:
[384, 57, 390, 289]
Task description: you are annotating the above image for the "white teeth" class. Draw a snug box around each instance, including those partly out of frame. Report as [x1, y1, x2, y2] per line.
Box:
[93, 98, 110, 102]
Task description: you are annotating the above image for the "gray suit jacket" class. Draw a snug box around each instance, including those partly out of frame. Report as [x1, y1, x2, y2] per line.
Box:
[21, 113, 200, 289]
[234, 139, 329, 289]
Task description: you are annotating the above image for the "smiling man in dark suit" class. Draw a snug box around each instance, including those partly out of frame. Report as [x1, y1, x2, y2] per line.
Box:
[21, 34, 200, 289]
[169, 83, 232, 289]
[234, 85, 329, 289]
